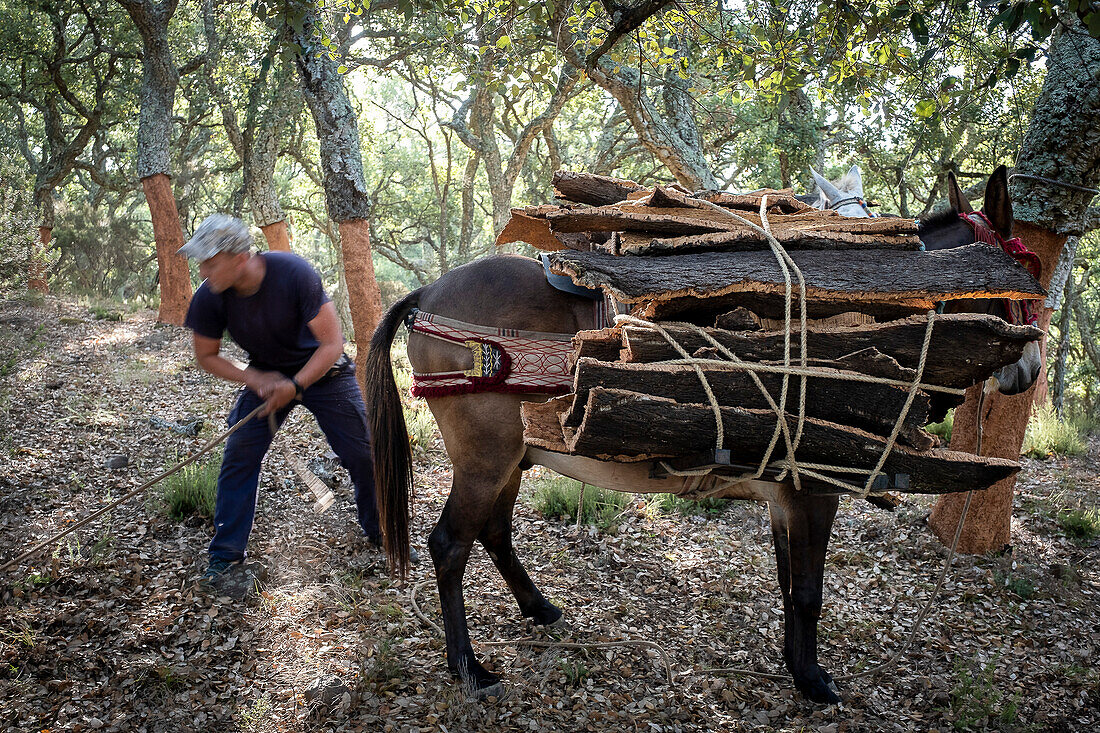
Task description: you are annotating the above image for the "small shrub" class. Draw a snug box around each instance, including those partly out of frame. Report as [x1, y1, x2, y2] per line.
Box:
[925, 409, 954, 442]
[530, 476, 630, 530]
[156, 450, 221, 520]
[1022, 404, 1086, 458]
[403, 401, 437, 452]
[1058, 507, 1100, 543]
[945, 656, 1020, 730]
[648, 493, 730, 517]
[89, 305, 122, 321]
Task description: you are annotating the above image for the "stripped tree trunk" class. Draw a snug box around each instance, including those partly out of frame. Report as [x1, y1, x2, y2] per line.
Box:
[30, 226, 50, 292]
[117, 0, 193, 325]
[260, 221, 291, 252]
[293, 12, 381, 390]
[929, 20, 1100, 553]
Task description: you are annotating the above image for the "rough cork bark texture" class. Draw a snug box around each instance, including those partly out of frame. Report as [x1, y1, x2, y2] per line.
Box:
[294, 33, 372, 223]
[142, 174, 193, 325]
[29, 226, 50, 293]
[552, 170, 645, 206]
[547, 245, 1045, 310]
[567, 357, 935, 449]
[562, 388, 1017, 494]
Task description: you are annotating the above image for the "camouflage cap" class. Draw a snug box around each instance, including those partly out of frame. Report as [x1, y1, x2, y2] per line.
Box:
[177, 214, 252, 261]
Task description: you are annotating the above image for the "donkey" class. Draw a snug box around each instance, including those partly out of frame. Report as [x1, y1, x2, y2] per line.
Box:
[364, 166, 1039, 704]
[795, 165, 875, 218]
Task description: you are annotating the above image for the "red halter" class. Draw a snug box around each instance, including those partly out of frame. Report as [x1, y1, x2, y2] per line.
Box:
[958, 211, 1042, 326]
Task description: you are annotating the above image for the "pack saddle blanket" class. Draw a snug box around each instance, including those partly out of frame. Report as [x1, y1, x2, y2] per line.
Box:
[407, 308, 602, 398]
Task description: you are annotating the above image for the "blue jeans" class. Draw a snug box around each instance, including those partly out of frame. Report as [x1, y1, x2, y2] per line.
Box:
[209, 367, 380, 562]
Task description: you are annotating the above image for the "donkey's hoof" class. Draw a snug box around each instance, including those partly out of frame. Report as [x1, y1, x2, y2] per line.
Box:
[797, 670, 841, 705]
[470, 681, 505, 701]
[525, 602, 563, 627]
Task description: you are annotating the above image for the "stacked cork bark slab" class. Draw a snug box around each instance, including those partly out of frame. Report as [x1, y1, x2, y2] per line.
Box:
[504, 171, 1045, 496]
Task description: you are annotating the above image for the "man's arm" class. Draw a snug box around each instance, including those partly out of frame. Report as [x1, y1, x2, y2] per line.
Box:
[192, 333, 286, 406]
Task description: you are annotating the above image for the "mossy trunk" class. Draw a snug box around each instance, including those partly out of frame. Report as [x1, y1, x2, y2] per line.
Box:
[293, 14, 381, 393]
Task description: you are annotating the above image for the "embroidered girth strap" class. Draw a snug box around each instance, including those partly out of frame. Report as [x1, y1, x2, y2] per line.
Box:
[405, 309, 577, 398]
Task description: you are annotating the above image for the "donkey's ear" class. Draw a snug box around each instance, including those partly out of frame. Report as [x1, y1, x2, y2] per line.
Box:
[846, 165, 864, 197]
[811, 168, 842, 203]
[947, 171, 972, 213]
[983, 165, 1014, 239]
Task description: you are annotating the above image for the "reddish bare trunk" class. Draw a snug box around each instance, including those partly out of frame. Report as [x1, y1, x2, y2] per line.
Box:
[260, 220, 291, 252]
[29, 226, 50, 293]
[929, 223, 1067, 552]
[337, 219, 383, 392]
[1031, 314, 1052, 406]
[142, 173, 193, 325]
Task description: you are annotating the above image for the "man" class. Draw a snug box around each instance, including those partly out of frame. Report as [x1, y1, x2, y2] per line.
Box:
[179, 214, 404, 588]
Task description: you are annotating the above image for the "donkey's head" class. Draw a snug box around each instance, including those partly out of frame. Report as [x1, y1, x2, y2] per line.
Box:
[810, 165, 875, 218]
[918, 165, 1042, 395]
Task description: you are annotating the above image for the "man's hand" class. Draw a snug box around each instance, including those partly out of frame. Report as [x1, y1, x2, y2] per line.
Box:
[249, 371, 298, 416]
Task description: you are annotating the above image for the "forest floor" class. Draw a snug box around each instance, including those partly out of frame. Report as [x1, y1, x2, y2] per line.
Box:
[1, 293, 1098, 733]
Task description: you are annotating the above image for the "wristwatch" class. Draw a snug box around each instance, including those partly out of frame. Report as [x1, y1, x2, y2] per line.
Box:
[290, 376, 304, 399]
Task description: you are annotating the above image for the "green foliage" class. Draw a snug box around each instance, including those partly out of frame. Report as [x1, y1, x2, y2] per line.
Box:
[403, 402, 437, 453]
[647, 493, 730, 517]
[1022, 404, 1087, 459]
[925, 410, 954, 442]
[529, 475, 630, 530]
[944, 656, 1021, 731]
[156, 451, 221, 521]
[51, 202, 157, 301]
[362, 636, 406, 691]
[1057, 507, 1100, 543]
[0, 154, 41, 288]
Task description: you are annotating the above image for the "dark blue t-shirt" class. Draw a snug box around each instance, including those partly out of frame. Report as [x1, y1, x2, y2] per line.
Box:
[184, 251, 335, 375]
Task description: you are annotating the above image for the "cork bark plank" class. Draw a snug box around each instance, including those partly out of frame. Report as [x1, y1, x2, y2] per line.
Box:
[619, 313, 1043, 389]
[564, 357, 935, 450]
[566, 389, 1018, 494]
[546, 245, 1046, 308]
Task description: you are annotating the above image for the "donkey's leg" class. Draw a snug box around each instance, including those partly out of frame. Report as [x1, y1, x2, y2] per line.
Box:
[429, 466, 511, 693]
[478, 466, 562, 625]
[769, 489, 841, 704]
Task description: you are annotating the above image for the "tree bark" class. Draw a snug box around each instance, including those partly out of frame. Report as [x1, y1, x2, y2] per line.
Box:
[929, 19, 1100, 553]
[118, 0, 193, 323]
[142, 174, 192, 324]
[260, 221, 291, 252]
[293, 15, 381, 390]
[1031, 235, 1081, 405]
[1051, 264, 1076, 416]
[337, 219, 382, 387]
[29, 226, 50, 292]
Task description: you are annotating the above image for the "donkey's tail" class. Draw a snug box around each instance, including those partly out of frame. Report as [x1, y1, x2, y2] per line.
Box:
[363, 287, 423, 579]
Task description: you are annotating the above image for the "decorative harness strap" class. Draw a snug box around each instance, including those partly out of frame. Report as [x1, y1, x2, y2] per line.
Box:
[828, 196, 876, 217]
[405, 309, 577, 398]
[959, 210, 1042, 326]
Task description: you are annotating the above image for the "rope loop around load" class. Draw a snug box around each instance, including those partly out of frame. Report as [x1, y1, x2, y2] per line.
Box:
[614, 193, 951, 498]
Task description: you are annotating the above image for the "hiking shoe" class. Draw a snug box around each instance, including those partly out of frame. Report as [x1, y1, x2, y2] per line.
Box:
[200, 557, 241, 585]
[198, 557, 258, 600]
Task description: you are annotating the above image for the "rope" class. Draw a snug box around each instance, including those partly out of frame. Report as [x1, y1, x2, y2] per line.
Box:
[1008, 172, 1100, 196]
[478, 639, 674, 685]
[854, 310, 937, 497]
[616, 308, 951, 497]
[0, 404, 265, 574]
[406, 577, 674, 684]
